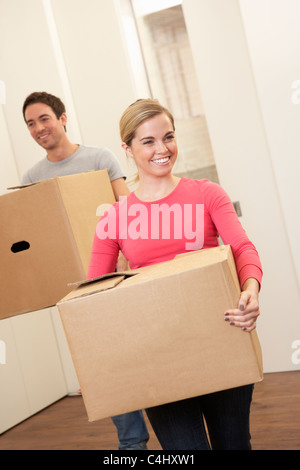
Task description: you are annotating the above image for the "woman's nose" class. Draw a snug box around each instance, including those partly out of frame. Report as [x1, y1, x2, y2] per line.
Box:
[155, 140, 168, 153]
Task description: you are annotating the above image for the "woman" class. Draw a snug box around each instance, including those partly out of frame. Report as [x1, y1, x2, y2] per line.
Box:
[87, 99, 262, 450]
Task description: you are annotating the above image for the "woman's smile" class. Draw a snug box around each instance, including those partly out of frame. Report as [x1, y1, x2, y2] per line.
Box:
[151, 156, 171, 166]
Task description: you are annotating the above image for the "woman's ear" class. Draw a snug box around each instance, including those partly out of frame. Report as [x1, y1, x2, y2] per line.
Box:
[121, 142, 133, 158]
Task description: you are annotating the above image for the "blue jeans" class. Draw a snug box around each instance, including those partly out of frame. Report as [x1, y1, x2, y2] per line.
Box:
[145, 384, 254, 450]
[111, 411, 149, 450]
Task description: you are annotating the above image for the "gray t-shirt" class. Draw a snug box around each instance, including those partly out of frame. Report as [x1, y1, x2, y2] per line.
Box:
[21, 145, 125, 184]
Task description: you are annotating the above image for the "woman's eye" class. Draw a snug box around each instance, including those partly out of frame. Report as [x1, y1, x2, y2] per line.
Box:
[143, 140, 153, 145]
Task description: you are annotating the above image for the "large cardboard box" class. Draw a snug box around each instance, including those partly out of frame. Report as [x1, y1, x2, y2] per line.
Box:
[57, 245, 263, 422]
[0, 170, 115, 319]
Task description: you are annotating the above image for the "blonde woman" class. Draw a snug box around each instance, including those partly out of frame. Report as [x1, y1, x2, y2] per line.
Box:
[87, 99, 262, 450]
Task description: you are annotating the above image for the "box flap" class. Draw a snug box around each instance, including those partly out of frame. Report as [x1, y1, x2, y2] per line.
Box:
[61, 275, 126, 301]
[68, 271, 138, 287]
[59, 272, 138, 302]
[7, 182, 39, 190]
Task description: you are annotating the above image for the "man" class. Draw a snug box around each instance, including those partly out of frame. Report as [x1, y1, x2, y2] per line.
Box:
[22, 91, 149, 450]
[22, 92, 127, 198]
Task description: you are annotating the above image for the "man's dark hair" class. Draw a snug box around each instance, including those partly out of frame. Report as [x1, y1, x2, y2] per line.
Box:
[22, 91, 66, 121]
[23, 91, 67, 131]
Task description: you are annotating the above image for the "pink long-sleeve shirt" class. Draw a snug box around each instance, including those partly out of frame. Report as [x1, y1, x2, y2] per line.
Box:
[87, 178, 262, 288]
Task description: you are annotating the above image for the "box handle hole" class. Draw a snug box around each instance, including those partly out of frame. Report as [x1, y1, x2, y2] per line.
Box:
[11, 241, 30, 253]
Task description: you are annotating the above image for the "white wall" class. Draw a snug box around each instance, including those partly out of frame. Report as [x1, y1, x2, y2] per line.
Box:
[0, 0, 64, 181]
[239, 0, 300, 288]
[0, 105, 19, 194]
[50, 0, 136, 168]
[182, 0, 300, 372]
[0, 0, 137, 188]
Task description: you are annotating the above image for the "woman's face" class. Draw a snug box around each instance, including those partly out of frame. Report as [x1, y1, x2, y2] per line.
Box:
[124, 113, 178, 179]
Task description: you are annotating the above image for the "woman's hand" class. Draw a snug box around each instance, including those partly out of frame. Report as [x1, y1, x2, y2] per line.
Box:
[224, 278, 260, 332]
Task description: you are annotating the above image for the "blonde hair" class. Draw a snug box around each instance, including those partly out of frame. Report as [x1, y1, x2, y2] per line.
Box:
[120, 98, 175, 146]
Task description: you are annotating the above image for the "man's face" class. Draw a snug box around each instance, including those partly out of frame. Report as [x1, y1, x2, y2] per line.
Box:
[24, 102, 67, 150]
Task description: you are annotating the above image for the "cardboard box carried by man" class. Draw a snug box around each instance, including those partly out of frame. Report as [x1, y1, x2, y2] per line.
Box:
[0, 170, 115, 319]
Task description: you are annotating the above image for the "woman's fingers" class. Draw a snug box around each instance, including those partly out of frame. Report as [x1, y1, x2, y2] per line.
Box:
[224, 312, 258, 332]
[224, 295, 260, 332]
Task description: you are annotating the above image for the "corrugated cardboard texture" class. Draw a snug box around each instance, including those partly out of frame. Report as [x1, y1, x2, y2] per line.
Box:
[0, 170, 115, 319]
[56, 171, 115, 273]
[57, 246, 263, 422]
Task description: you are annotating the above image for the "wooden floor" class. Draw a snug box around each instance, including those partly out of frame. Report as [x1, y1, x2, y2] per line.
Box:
[0, 371, 299, 450]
